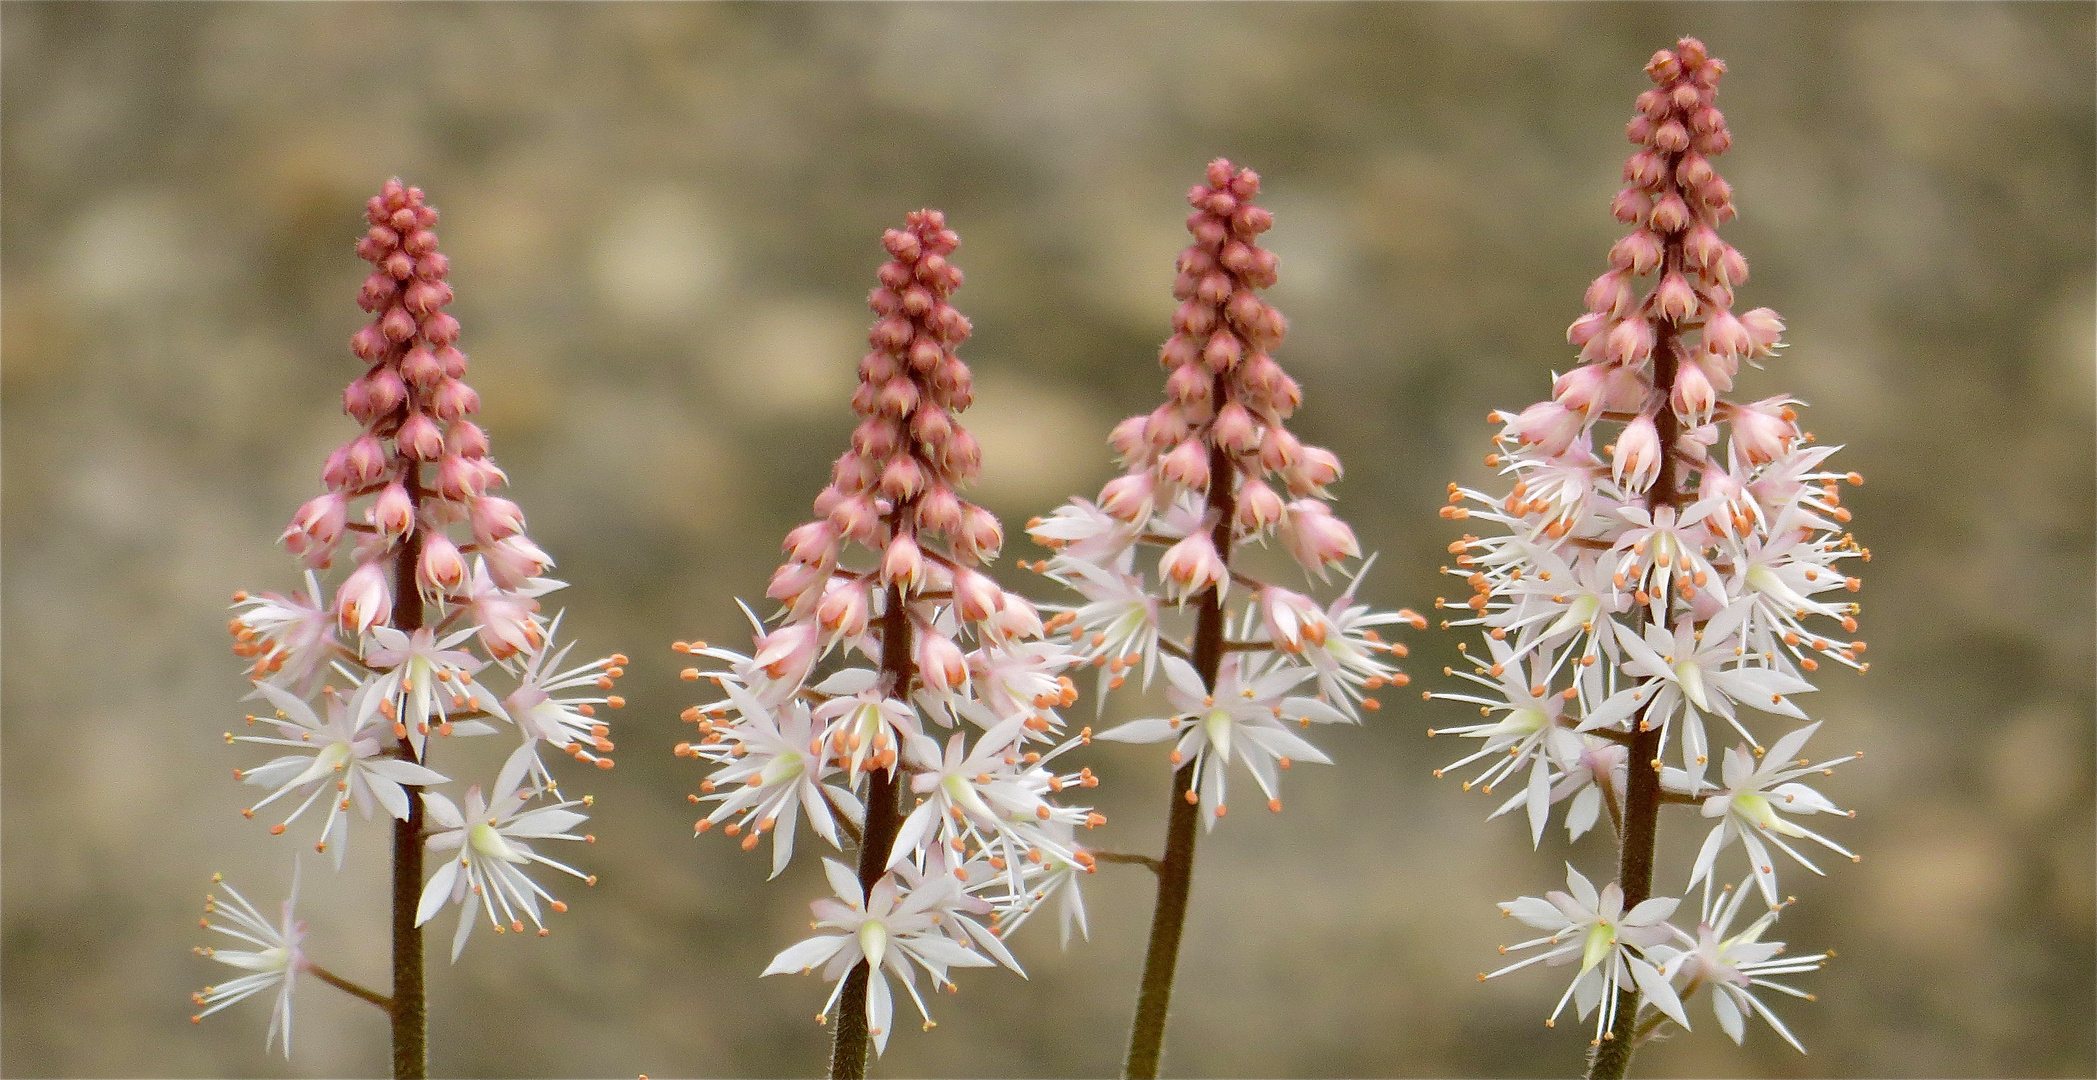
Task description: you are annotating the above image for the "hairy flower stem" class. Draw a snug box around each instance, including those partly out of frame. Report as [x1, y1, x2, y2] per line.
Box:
[830, 574, 916, 1079]
[309, 963, 393, 1012]
[1588, 272, 1687, 1080]
[1125, 437, 1237, 1080]
[390, 463, 428, 1080]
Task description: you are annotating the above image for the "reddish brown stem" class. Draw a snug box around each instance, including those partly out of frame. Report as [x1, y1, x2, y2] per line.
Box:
[1124, 428, 1237, 1080]
[390, 464, 427, 1080]
[829, 569, 915, 1079]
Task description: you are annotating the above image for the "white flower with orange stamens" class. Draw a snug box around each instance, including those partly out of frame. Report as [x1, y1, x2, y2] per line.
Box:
[416, 744, 594, 961]
[190, 864, 307, 1056]
[233, 681, 449, 868]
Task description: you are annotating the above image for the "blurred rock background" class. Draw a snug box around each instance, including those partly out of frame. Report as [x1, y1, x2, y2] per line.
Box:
[3, 3, 2091, 1077]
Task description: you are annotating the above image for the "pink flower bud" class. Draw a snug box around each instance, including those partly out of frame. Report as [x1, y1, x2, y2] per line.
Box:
[768, 558, 827, 604]
[1647, 191, 1691, 234]
[404, 279, 451, 315]
[1165, 362, 1213, 405]
[339, 434, 388, 490]
[396, 412, 444, 461]
[1650, 120, 1690, 153]
[988, 593, 1044, 640]
[484, 534, 553, 590]
[1675, 152, 1714, 190]
[1739, 307, 1785, 356]
[1257, 423, 1304, 473]
[1553, 364, 1611, 413]
[1108, 415, 1150, 461]
[1278, 500, 1360, 576]
[1702, 308, 1750, 359]
[351, 324, 391, 362]
[380, 306, 418, 343]
[1653, 270, 1699, 322]
[816, 578, 871, 638]
[418, 531, 467, 597]
[952, 566, 1003, 623]
[1146, 402, 1193, 447]
[876, 376, 919, 417]
[429, 377, 479, 421]
[1284, 445, 1343, 496]
[1099, 471, 1155, 522]
[879, 455, 926, 501]
[956, 504, 1003, 562]
[401, 345, 444, 390]
[469, 495, 525, 547]
[1613, 412, 1662, 493]
[1610, 186, 1650, 225]
[916, 630, 970, 694]
[1235, 476, 1284, 532]
[444, 420, 489, 459]
[354, 366, 408, 424]
[827, 493, 881, 545]
[1715, 246, 1750, 288]
[433, 454, 482, 501]
[1159, 531, 1227, 600]
[882, 533, 923, 588]
[358, 271, 398, 312]
[1212, 402, 1261, 454]
[281, 492, 347, 565]
[1202, 329, 1243, 371]
[336, 559, 392, 635]
[1608, 230, 1664, 276]
[1567, 311, 1610, 347]
[1671, 359, 1717, 425]
[753, 621, 820, 684]
[1682, 223, 1725, 269]
[1260, 586, 1328, 652]
[1584, 271, 1636, 317]
[420, 311, 460, 347]
[1625, 150, 1669, 190]
[915, 486, 963, 534]
[781, 520, 839, 565]
[1160, 439, 1211, 491]
[1729, 398, 1798, 465]
[1172, 299, 1217, 338]
[1606, 317, 1657, 366]
[1513, 400, 1585, 458]
[371, 482, 414, 541]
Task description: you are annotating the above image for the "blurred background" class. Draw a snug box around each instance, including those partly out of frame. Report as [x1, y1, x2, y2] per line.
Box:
[4, 3, 2091, 1077]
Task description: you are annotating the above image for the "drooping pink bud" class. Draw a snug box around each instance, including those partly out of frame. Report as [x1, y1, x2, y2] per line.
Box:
[882, 533, 924, 589]
[1099, 470, 1155, 522]
[1260, 586, 1328, 652]
[1284, 445, 1343, 497]
[1158, 531, 1227, 601]
[281, 492, 347, 565]
[1671, 359, 1717, 426]
[827, 492, 882, 545]
[1160, 439, 1211, 490]
[400, 346, 444, 390]
[337, 433, 388, 490]
[1729, 397, 1798, 465]
[1553, 364, 1611, 413]
[752, 621, 821, 684]
[417, 531, 467, 597]
[1108, 415, 1150, 461]
[1277, 500, 1360, 577]
[1605, 316, 1657, 366]
[444, 420, 489, 459]
[1235, 476, 1284, 533]
[483, 534, 554, 590]
[429, 378, 479, 421]
[1653, 270, 1699, 322]
[768, 559, 829, 605]
[816, 577, 871, 638]
[372, 482, 414, 541]
[336, 559, 392, 636]
[955, 504, 1003, 562]
[1613, 412, 1663, 493]
[1257, 424, 1304, 472]
[1212, 402, 1261, 454]
[915, 630, 969, 694]
[469, 495, 525, 548]
[396, 412, 443, 461]
[1739, 307, 1785, 356]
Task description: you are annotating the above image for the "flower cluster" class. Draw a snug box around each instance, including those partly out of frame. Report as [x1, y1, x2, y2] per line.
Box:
[674, 211, 1097, 1054]
[1030, 159, 1420, 822]
[200, 180, 615, 1052]
[1435, 40, 1862, 1058]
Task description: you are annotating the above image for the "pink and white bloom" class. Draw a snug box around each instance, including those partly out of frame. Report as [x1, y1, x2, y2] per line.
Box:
[763, 861, 996, 1055]
[234, 681, 449, 868]
[191, 864, 307, 1056]
[1653, 879, 1827, 1052]
[1488, 864, 1691, 1044]
[416, 745, 594, 960]
[1685, 723, 1859, 907]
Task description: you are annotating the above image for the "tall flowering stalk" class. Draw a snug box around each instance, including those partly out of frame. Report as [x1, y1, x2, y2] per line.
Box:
[674, 211, 1097, 1079]
[1427, 41, 1867, 1077]
[1027, 159, 1421, 1079]
[200, 180, 621, 1078]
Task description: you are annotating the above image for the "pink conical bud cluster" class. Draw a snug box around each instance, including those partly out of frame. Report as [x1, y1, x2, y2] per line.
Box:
[1093, 159, 1358, 580]
[783, 211, 1015, 626]
[1553, 39, 1787, 494]
[290, 180, 550, 641]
